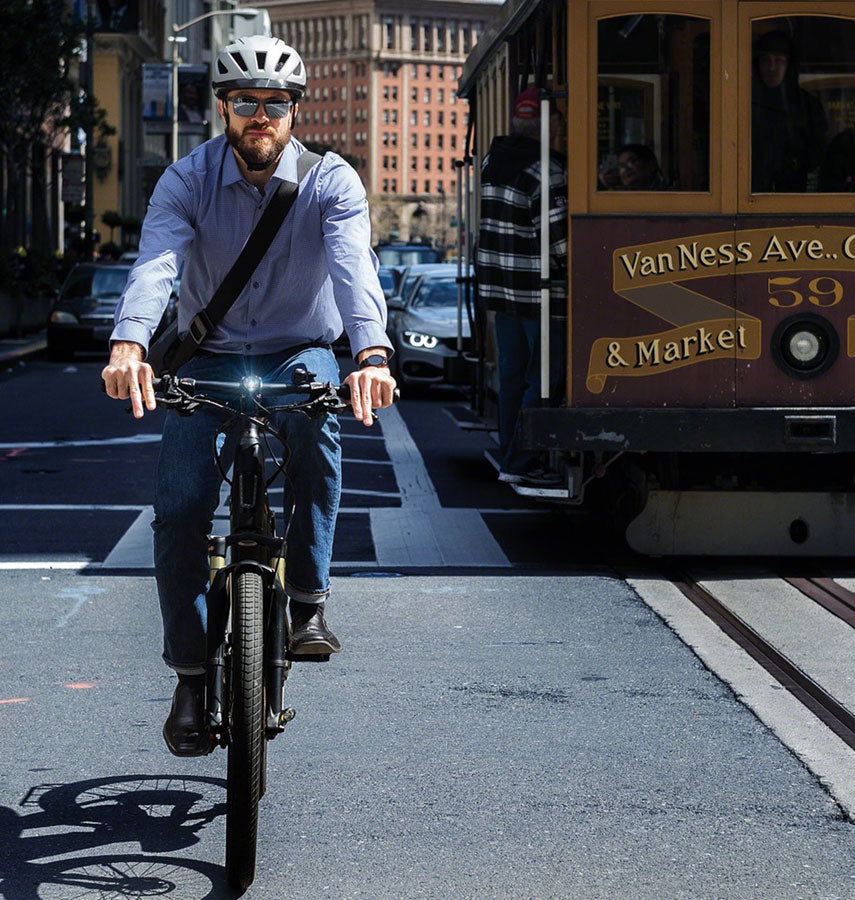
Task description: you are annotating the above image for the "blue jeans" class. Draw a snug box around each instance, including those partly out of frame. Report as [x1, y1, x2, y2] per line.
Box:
[494, 311, 566, 475]
[152, 346, 342, 673]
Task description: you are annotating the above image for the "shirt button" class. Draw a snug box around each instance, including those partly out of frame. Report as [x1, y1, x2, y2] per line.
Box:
[251, 319, 257, 326]
[253, 281, 259, 289]
[245, 343, 252, 350]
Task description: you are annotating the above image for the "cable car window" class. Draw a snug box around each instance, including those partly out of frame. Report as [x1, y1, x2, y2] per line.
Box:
[596, 14, 710, 192]
[751, 16, 855, 193]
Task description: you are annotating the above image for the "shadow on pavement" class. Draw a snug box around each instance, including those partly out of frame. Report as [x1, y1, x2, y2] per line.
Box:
[0, 773, 239, 899]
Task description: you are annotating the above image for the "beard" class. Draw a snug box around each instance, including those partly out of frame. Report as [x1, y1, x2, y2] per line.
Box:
[224, 111, 289, 171]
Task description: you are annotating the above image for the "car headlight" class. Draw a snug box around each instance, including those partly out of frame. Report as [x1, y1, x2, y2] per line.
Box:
[49, 310, 78, 324]
[403, 331, 438, 349]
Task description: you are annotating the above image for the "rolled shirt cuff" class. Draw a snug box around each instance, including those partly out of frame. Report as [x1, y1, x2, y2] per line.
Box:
[110, 321, 153, 356]
[347, 321, 394, 360]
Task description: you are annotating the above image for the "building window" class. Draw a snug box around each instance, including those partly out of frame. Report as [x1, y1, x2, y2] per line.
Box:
[391, 110, 398, 124]
[383, 133, 389, 147]
[411, 156, 417, 171]
[424, 180, 430, 193]
[383, 109, 389, 124]
[323, 110, 329, 124]
[426, 65, 432, 78]
[425, 134, 431, 148]
[411, 87, 418, 102]
[412, 64, 418, 78]
[424, 89, 431, 103]
[438, 157, 444, 171]
[392, 87, 398, 101]
[410, 19, 418, 51]
[438, 89, 444, 103]
[391, 180, 397, 193]
[385, 16, 395, 50]
[438, 134, 444, 148]
[391, 157, 397, 170]
[331, 111, 337, 123]
[383, 86, 389, 100]
[451, 111, 457, 127]
[462, 24, 470, 49]
[383, 179, 389, 192]
[439, 66, 445, 81]
[410, 111, 417, 126]
[437, 22, 445, 52]
[391, 133, 398, 147]
[383, 155, 389, 169]
[438, 111, 444, 125]
[437, 181, 444, 194]
[332, 64, 338, 78]
[323, 64, 329, 77]
[411, 179, 417, 193]
[424, 111, 431, 126]
[411, 134, 417, 148]
[423, 23, 431, 51]
[449, 22, 458, 52]
[425, 157, 431, 171]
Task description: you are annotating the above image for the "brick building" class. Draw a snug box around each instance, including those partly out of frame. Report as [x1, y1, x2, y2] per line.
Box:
[250, 0, 502, 248]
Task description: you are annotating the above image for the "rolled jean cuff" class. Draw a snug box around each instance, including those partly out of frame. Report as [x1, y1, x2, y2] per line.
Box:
[163, 655, 206, 676]
[285, 581, 330, 604]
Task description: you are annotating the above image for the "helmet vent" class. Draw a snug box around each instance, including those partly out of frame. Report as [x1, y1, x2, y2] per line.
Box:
[274, 52, 289, 73]
[256, 51, 267, 70]
[231, 51, 247, 72]
[217, 59, 228, 75]
[293, 60, 304, 78]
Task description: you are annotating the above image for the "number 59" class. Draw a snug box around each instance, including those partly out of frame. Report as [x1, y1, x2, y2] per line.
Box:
[767, 276, 844, 308]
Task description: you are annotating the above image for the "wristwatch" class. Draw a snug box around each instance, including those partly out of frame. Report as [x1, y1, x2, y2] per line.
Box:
[358, 353, 389, 370]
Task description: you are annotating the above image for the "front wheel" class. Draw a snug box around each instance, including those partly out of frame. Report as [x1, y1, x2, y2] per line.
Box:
[225, 569, 265, 891]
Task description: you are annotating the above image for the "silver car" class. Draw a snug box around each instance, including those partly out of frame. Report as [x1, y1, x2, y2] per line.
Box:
[387, 266, 472, 386]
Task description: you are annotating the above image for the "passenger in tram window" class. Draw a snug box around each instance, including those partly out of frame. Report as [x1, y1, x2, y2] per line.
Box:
[819, 128, 855, 192]
[476, 86, 567, 488]
[751, 30, 827, 192]
[599, 144, 668, 191]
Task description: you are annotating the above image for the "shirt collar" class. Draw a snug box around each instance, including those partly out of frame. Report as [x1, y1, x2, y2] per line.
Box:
[222, 138, 300, 187]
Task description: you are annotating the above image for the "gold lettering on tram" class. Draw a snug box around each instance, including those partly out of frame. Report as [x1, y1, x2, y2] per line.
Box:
[587, 226, 855, 394]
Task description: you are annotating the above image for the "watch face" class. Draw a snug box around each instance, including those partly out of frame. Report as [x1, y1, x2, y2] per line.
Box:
[361, 354, 388, 368]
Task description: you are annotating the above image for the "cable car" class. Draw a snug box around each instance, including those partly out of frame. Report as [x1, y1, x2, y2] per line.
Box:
[454, 0, 855, 554]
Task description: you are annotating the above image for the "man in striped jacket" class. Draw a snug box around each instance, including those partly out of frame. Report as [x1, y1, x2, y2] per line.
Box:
[476, 87, 568, 487]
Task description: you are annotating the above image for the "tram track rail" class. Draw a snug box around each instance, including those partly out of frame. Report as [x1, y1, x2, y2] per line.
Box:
[666, 568, 855, 753]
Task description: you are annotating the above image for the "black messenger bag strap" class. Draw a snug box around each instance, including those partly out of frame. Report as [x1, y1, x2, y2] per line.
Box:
[167, 150, 323, 373]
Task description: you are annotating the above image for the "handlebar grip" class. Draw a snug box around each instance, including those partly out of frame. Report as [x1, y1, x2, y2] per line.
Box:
[336, 384, 400, 404]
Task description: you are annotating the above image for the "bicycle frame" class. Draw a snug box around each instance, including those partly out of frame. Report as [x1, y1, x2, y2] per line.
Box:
[204, 409, 295, 752]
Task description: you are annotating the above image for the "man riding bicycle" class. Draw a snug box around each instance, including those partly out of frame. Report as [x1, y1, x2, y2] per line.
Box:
[101, 35, 396, 756]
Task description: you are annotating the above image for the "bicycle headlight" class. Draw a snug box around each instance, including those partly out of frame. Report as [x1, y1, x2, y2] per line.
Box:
[242, 375, 262, 394]
[403, 331, 439, 349]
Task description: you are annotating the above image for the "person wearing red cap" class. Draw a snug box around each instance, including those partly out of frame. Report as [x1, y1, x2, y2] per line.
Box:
[476, 87, 567, 488]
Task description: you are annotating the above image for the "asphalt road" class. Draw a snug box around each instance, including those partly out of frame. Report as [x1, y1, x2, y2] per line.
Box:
[1, 356, 855, 899]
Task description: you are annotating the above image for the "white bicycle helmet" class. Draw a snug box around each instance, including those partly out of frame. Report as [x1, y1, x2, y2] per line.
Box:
[213, 35, 307, 99]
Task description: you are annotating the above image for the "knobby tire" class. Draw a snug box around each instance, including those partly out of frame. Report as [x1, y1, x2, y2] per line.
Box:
[225, 569, 265, 891]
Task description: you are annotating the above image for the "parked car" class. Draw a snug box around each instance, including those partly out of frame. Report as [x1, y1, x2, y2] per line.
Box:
[387, 267, 472, 387]
[47, 261, 178, 360]
[373, 243, 443, 267]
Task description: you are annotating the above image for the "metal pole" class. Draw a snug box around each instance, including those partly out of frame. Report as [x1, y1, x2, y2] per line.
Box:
[455, 161, 464, 355]
[170, 36, 182, 164]
[540, 96, 550, 403]
[84, 0, 94, 258]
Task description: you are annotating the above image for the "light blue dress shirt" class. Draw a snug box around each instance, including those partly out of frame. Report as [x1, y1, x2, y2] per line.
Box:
[111, 135, 392, 358]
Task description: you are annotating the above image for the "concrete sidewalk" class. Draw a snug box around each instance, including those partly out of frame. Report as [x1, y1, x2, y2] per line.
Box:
[0, 330, 46, 365]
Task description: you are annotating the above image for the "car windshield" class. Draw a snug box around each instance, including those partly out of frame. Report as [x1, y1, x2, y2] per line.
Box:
[411, 278, 458, 309]
[378, 269, 397, 297]
[376, 246, 440, 266]
[64, 267, 130, 300]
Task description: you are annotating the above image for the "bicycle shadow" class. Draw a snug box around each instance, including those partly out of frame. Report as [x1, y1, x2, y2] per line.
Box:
[0, 773, 241, 899]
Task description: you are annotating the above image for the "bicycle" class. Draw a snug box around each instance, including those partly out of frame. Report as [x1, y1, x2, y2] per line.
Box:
[149, 368, 394, 891]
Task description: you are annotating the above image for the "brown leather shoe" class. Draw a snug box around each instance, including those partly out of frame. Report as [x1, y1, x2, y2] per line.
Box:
[163, 675, 211, 756]
[289, 601, 342, 656]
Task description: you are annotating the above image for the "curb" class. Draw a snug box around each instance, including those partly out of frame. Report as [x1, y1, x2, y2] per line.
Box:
[0, 334, 47, 366]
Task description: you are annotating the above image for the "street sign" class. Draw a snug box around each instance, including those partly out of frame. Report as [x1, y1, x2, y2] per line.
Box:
[61, 153, 85, 206]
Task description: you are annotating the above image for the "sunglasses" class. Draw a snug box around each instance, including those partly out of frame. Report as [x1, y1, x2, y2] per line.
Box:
[228, 96, 294, 119]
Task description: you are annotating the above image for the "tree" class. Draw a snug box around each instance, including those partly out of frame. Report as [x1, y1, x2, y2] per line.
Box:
[0, 0, 112, 252]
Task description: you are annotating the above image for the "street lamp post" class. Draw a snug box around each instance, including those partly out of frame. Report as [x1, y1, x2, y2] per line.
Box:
[169, 8, 262, 163]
